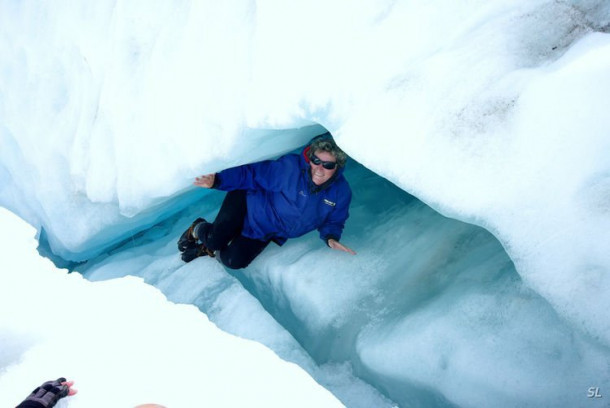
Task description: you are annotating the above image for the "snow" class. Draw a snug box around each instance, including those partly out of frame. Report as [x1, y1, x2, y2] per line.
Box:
[0, 208, 342, 408]
[2, 0, 610, 407]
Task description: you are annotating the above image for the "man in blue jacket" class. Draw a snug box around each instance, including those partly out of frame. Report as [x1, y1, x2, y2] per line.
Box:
[178, 133, 355, 269]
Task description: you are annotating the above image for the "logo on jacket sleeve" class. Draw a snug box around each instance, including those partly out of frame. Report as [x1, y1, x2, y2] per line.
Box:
[323, 199, 336, 207]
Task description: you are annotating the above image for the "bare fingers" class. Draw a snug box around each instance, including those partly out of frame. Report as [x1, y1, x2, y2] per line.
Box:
[61, 380, 78, 396]
[329, 239, 356, 255]
[193, 174, 215, 188]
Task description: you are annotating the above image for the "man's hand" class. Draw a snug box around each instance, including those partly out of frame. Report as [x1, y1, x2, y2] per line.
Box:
[193, 174, 215, 188]
[328, 239, 356, 255]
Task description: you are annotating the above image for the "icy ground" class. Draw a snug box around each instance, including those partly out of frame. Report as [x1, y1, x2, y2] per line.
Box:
[2, 0, 610, 407]
[77, 158, 610, 408]
[0, 208, 342, 408]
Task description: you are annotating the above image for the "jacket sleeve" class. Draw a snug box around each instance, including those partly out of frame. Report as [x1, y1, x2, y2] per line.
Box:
[318, 184, 352, 243]
[215, 155, 297, 192]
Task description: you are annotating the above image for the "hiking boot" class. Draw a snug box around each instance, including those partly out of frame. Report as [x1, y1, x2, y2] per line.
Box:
[181, 242, 216, 263]
[177, 217, 205, 252]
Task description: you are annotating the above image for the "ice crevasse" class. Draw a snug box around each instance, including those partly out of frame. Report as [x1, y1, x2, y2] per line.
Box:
[1, 1, 610, 407]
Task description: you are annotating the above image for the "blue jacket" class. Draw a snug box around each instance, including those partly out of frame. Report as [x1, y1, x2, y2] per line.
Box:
[214, 146, 352, 245]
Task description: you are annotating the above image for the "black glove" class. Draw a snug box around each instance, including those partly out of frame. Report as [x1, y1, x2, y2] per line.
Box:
[16, 378, 70, 408]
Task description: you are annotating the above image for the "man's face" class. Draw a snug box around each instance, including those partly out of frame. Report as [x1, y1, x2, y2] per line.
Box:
[309, 149, 337, 185]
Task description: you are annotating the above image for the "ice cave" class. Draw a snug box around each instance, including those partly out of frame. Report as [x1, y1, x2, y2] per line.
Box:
[1, 1, 610, 407]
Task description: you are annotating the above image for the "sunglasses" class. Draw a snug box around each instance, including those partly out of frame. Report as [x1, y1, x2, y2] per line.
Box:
[310, 153, 338, 170]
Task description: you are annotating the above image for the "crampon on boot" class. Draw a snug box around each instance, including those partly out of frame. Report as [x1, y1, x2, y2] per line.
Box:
[177, 217, 205, 252]
[181, 242, 216, 263]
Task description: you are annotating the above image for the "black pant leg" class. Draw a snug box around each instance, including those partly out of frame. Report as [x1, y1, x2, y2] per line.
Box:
[219, 234, 270, 269]
[200, 190, 247, 251]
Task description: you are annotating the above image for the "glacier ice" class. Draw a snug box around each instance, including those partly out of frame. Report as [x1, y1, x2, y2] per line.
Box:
[77, 159, 610, 407]
[2, 0, 610, 407]
[0, 208, 343, 408]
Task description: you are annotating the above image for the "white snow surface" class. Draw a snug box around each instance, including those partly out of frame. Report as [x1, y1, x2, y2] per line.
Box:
[0, 208, 342, 408]
[2, 1, 610, 407]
